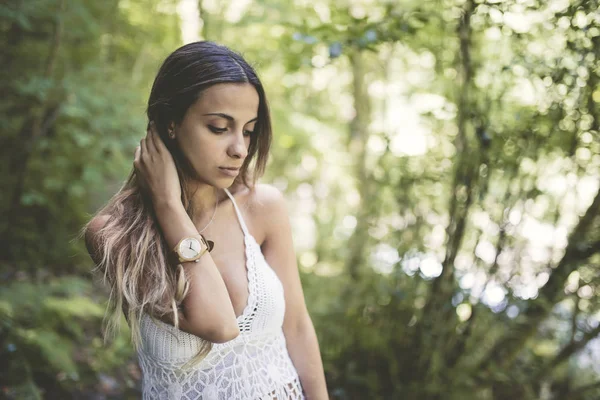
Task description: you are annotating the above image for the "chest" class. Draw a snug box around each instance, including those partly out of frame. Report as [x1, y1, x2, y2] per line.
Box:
[208, 232, 286, 333]
[194, 201, 284, 329]
[207, 230, 249, 317]
[199, 207, 265, 318]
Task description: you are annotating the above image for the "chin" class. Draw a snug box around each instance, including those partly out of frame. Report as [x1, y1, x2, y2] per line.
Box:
[214, 177, 238, 189]
[190, 171, 236, 189]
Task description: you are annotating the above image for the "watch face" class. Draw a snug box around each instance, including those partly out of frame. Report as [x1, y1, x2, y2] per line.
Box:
[179, 237, 202, 260]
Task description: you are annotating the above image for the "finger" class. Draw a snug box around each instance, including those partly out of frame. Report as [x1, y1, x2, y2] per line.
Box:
[150, 124, 167, 154]
[148, 121, 159, 140]
[134, 145, 140, 162]
[140, 138, 149, 161]
[146, 126, 159, 155]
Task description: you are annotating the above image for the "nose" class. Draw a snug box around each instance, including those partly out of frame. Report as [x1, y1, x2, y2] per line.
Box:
[227, 131, 248, 160]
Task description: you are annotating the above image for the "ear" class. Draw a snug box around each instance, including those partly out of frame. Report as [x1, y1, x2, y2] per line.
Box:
[168, 122, 176, 139]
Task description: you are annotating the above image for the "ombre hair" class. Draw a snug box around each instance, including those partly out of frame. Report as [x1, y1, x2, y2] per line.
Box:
[82, 41, 272, 364]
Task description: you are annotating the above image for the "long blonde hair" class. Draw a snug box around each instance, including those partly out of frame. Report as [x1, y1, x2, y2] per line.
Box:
[83, 41, 272, 364]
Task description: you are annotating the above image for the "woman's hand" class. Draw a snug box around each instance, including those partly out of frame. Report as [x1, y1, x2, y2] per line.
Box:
[134, 123, 181, 206]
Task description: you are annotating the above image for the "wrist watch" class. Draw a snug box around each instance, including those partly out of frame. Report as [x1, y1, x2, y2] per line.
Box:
[170, 234, 214, 265]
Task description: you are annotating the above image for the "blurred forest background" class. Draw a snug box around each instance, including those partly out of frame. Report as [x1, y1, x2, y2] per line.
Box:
[1, 0, 600, 399]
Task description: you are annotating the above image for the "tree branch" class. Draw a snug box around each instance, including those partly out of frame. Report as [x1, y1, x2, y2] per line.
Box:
[535, 323, 600, 380]
[475, 183, 600, 372]
[566, 379, 600, 400]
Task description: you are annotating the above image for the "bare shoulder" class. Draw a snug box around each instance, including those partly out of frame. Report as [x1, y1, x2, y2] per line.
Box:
[85, 214, 111, 264]
[230, 183, 286, 211]
[251, 183, 286, 206]
[250, 183, 288, 217]
[86, 214, 111, 238]
[231, 183, 288, 242]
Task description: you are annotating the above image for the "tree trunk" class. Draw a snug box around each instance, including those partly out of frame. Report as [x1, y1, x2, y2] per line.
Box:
[1, 0, 65, 250]
[414, 0, 479, 379]
[344, 49, 372, 281]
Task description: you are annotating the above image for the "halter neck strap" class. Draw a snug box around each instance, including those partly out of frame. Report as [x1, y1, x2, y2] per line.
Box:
[223, 188, 249, 237]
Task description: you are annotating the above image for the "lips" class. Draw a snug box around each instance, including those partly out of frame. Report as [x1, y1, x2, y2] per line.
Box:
[219, 166, 241, 177]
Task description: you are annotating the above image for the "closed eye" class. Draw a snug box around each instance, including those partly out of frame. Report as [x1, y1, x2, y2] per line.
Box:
[243, 130, 255, 137]
[208, 125, 227, 134]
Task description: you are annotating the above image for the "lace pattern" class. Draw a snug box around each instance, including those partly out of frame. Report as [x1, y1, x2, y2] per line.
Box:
[137, 189, 305, 399]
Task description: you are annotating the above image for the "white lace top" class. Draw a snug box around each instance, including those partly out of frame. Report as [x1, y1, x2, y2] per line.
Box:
[137, 189, 305, 399]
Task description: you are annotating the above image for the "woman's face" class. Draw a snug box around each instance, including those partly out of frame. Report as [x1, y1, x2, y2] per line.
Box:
[173, 83, 259, 188]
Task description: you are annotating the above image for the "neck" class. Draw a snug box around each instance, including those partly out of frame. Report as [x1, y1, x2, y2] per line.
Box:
[187, 183, 228, 232]
[189, 183, 216, 211]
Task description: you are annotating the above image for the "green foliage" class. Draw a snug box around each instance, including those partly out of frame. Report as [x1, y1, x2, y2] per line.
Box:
[0, 0, 180, 270]
[2, 0, 600, 398]
[0, 2, 178, 395]
[0, 277, 135, 398]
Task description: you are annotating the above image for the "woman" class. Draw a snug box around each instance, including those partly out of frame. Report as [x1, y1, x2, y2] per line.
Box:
[84, 41, 328, 399]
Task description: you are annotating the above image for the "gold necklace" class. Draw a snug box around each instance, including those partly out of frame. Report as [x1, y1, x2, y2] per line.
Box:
[198, 188, 218, 233]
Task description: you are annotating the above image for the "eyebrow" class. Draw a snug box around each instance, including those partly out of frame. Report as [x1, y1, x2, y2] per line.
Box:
[203, 113, 258, 123]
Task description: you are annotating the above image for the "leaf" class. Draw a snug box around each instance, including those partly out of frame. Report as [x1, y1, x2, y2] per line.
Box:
[17, 328, 78, 376]
[44, 296, 105, 320]
[0, 300, 14, 319]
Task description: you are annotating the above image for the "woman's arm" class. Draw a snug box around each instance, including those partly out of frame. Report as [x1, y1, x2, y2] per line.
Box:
[85, 201, 239, 343]
[150, 199, 240, 343]
[85, 127, 239, 343]
[256, 184, 329, 400]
